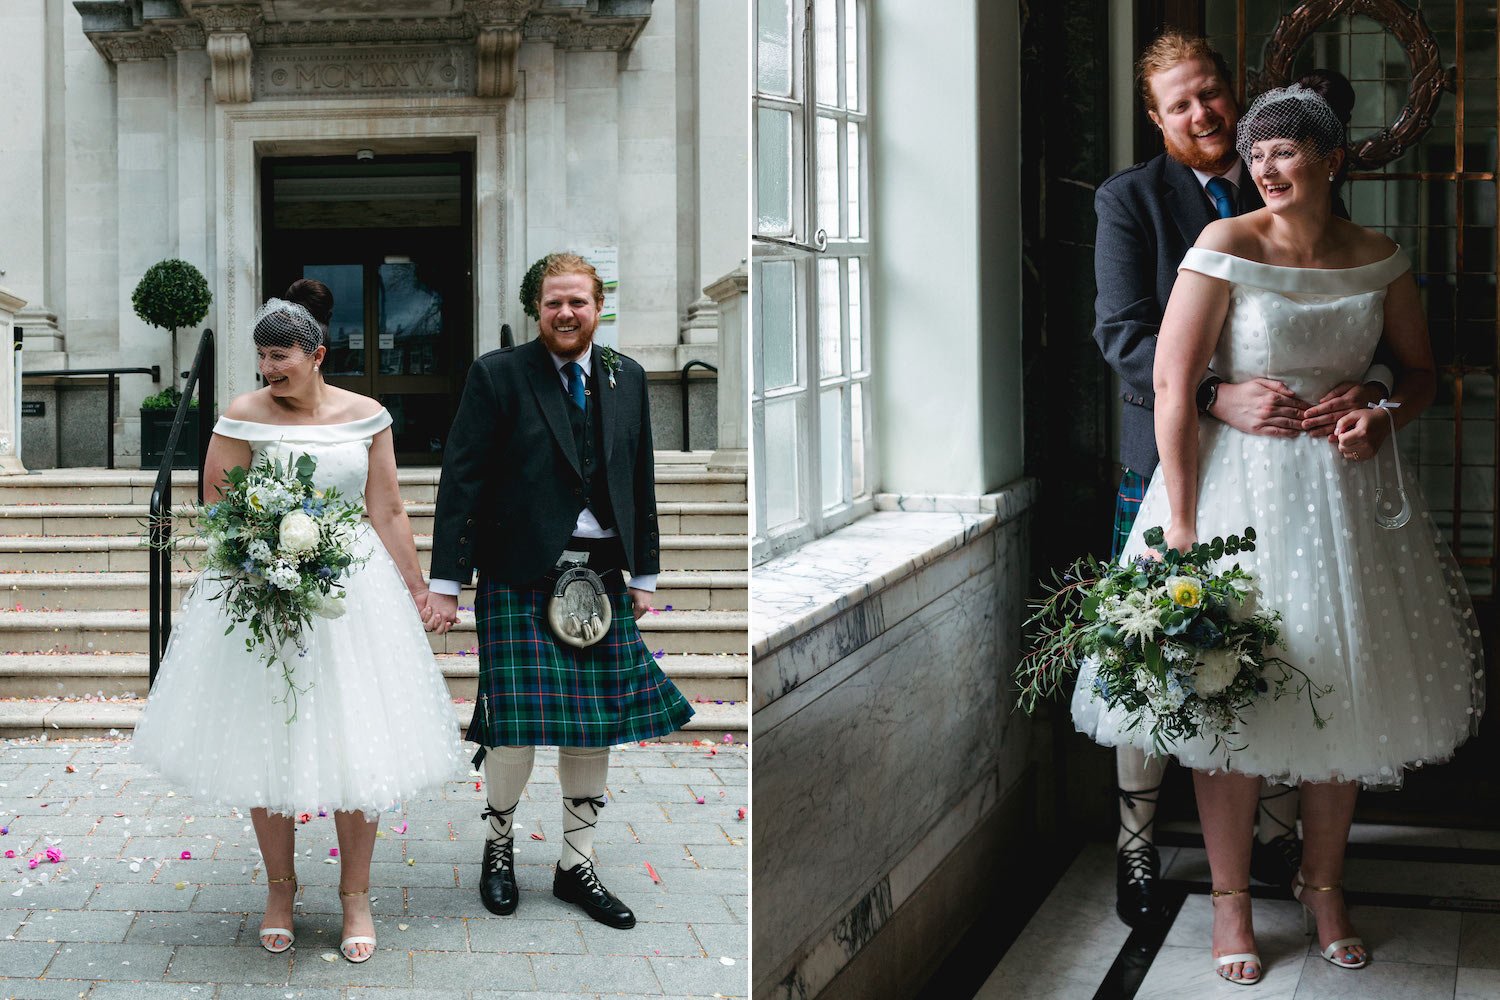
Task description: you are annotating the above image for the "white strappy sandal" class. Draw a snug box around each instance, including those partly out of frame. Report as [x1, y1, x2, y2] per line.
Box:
[1211, 887, 1263, 986]
[338, 885, 377, 963]
[1294, 873, 1369, 969]
[257, 873, 296, 954]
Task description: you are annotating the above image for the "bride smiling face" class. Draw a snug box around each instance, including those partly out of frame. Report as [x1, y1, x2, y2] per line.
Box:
[1246, 137, 1341, 213]
[253, 301, 327, 396]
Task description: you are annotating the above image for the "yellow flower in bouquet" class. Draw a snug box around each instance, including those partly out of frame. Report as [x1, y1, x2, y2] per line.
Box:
[1164, 575, 1204, 608]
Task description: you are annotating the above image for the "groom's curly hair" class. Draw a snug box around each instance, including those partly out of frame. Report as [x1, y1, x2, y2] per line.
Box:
[1137, 30, 1235, 113]
[533, 253, 605, 309]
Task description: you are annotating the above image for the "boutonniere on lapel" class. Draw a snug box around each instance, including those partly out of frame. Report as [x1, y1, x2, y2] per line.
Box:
[598, 346, 622, 389]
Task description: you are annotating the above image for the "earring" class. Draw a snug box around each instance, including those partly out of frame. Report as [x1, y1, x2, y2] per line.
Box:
[1328, 173, 1335, 181]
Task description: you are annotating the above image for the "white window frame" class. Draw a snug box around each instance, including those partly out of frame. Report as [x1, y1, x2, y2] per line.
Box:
[752, 0, 874, 564]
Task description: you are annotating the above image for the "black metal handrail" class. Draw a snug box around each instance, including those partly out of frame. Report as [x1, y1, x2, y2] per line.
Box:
[679, 360, 718, 452]
[23, 365, 161, 469]
[148, 330, 215, 687]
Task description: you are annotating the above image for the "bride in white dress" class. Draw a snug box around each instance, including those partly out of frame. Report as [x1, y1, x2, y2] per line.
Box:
[133, 284, 462, 963]
[1072, 85, 1484, 983]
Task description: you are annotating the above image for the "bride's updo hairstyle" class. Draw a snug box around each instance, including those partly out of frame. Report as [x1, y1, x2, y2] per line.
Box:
[253, 297, 325, 359]
[1236, 72, 1352, 193]
[284, 277, 334, 328]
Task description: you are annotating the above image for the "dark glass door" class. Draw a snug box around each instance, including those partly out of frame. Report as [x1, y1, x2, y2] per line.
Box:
[261, 155, 473, 465]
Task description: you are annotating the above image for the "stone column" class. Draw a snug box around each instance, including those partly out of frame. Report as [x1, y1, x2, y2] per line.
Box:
[705, 266, 747, 472]
[0, 1, 64, 359]
[679, 0, 749, 367]
[116, 56, 174, 455]
[0, 286, 27, 474]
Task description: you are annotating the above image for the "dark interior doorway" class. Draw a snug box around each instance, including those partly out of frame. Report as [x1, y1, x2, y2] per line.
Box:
[260, 153, 474, 466]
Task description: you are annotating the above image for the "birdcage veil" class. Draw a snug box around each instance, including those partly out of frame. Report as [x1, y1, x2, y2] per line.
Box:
[253, 297, 326, 377]
[1236, 84, 1346, 166]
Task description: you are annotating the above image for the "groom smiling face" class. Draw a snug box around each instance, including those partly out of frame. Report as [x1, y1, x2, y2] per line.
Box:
[1147, 57, 1240, 174]
[537, 273, 602, 361]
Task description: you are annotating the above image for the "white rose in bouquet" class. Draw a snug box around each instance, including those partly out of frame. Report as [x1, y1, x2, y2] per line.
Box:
[278, 510, 320, 555]
[1193, 647, 1242, 696]
[1226, 578, 1260, 623]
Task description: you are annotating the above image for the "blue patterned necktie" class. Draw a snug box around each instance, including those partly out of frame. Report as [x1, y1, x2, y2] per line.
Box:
[1206, 176, 1237, 219]
[564, 361, 586, 411]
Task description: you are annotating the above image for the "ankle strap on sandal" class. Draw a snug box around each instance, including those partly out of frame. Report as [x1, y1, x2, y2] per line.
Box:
[266, 873, 297, 884]
[1297, 878, 1343, 892]
[339, 886, 370, 897]
[1210, 886, 1250, 898]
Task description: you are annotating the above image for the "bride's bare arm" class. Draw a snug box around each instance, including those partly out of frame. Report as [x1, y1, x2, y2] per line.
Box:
[364, 428, 430, 605]
[1153, 269, 1231, 551]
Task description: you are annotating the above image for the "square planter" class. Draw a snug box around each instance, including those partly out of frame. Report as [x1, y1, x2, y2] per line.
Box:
[140, 407, 201, 470]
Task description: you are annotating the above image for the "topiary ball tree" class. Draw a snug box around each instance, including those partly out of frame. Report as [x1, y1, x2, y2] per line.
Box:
[519, 253, 555, 323]
[132, 259, 211, 393]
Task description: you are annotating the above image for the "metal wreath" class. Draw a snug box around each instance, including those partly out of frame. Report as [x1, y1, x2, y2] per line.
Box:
[1250, 0, 1455, 169]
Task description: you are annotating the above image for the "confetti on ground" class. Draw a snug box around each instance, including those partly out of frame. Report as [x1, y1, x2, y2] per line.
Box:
[179, 850, 191, 860]
[298, 813, 311, 823]
[392, 822, 408, 835]
[321, 953, 338, 963]
[720, 957, 736, 966]
[329, 848, 339, 857]
[398, 923, 410, 931]
[644, 862, 661, 883]
[695, 796, 706, 805]
[737, 808, 747, 821]
[64, 765, 75, 773]
[530, 832, 545, 841]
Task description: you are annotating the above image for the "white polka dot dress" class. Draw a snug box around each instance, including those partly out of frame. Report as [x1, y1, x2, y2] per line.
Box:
[1073, 248, 1485, 787]
[133, 410, 463, 816]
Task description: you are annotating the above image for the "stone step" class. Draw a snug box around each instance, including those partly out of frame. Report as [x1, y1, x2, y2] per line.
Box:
[0, 697, 747, 743]
[0, 651, 748, 703]
[0, 533, 749, 573]
[0, 464, 747, 505]
[0, 570, 748, 612]
[0, 608, 749, 656]
[0, 500, 749, 538]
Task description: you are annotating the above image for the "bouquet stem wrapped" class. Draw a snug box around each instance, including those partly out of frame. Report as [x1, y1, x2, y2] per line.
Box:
[1016, 526, 1331, 756]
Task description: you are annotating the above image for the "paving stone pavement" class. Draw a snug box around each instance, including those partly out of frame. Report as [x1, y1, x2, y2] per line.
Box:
[0, 739, 749, 1000]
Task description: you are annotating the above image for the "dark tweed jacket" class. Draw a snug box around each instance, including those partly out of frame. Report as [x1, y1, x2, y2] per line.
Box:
[429, 338, 660, 587]
[1093, 153, 1267, 476]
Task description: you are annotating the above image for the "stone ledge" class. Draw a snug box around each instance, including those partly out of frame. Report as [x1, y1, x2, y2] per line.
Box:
[750, 477, 1040, 660]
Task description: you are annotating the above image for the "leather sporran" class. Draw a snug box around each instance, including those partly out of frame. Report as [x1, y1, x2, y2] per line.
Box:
[546, 564, 612, 648]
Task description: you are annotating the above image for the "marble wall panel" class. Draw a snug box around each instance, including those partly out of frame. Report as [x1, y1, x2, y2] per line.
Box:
[754, 562, 1006, 986]
[0, 3, 48, 309]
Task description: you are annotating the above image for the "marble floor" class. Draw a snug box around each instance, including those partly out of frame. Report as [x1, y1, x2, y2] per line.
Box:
[977, 823, 1500, 1000]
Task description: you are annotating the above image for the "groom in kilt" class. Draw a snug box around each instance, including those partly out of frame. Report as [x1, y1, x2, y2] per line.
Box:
[426, 252, 694, 928]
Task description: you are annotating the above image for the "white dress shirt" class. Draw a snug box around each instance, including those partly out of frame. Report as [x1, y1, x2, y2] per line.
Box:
[429, 341, 657, 597]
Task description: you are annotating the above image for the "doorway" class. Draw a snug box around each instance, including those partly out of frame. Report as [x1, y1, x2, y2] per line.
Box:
[260, 154, 474, 465]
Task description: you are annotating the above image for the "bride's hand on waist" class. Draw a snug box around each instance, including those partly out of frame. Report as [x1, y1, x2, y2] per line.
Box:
[1333, 407, 1391, 462]
[1302, 381, 1382, 438]
[1211, 378, 1308, 438]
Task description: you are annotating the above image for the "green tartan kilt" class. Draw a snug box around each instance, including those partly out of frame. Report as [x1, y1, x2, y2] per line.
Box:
[1111, 468, 1151, 561]
[467, 570, 695, 748]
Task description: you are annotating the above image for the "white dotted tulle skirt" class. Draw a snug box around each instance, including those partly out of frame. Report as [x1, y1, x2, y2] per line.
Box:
[1072, 422, 1485, 788]
[133, 524, 464, 817]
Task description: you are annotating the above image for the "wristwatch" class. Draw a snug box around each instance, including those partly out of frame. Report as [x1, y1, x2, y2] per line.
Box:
[1196, 375, 1224, 414]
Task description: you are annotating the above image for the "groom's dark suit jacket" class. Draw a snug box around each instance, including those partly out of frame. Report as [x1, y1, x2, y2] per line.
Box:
[1093, 152, 1266, 477]
[430, 337, 660, 587]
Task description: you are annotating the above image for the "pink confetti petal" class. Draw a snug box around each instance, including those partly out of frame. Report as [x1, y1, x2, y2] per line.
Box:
[392, 822, 408, 835]
[644, 862, 661, 883]
[737, 808, 747, 821]
[530, 832, 545, 841]
[179, 850, 191, 860]
[27, 858, 38, 869]
[695, 796, 706, 805]
[329, 848, 339, 858]
[45, 847, 64, 863]
[2, 850, 12, 859]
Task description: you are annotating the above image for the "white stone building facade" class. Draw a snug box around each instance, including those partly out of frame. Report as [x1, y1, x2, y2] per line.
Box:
[0, 0, 746, 468]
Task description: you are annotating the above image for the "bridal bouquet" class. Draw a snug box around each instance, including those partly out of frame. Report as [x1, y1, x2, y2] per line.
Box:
[197, 453, 367, 719]
[1015, 526, 1331, 754]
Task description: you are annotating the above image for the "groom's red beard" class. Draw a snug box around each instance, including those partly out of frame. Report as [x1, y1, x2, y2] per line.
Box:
[1163, 125, 1239, 174]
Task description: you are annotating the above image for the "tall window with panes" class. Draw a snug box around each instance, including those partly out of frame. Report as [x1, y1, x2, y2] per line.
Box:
[752, 0, 872, 562]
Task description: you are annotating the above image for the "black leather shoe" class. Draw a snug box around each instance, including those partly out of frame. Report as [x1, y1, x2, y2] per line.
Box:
[479, 839, 518, 915]
[1116, 843, 1170, 930]
[553, 861, 635, 929]
[1249, 833, 1301, 888]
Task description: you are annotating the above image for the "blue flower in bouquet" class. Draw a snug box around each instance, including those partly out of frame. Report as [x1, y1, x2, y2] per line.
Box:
[317, 566, 333, 580]
[301, 497, 327, 517]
